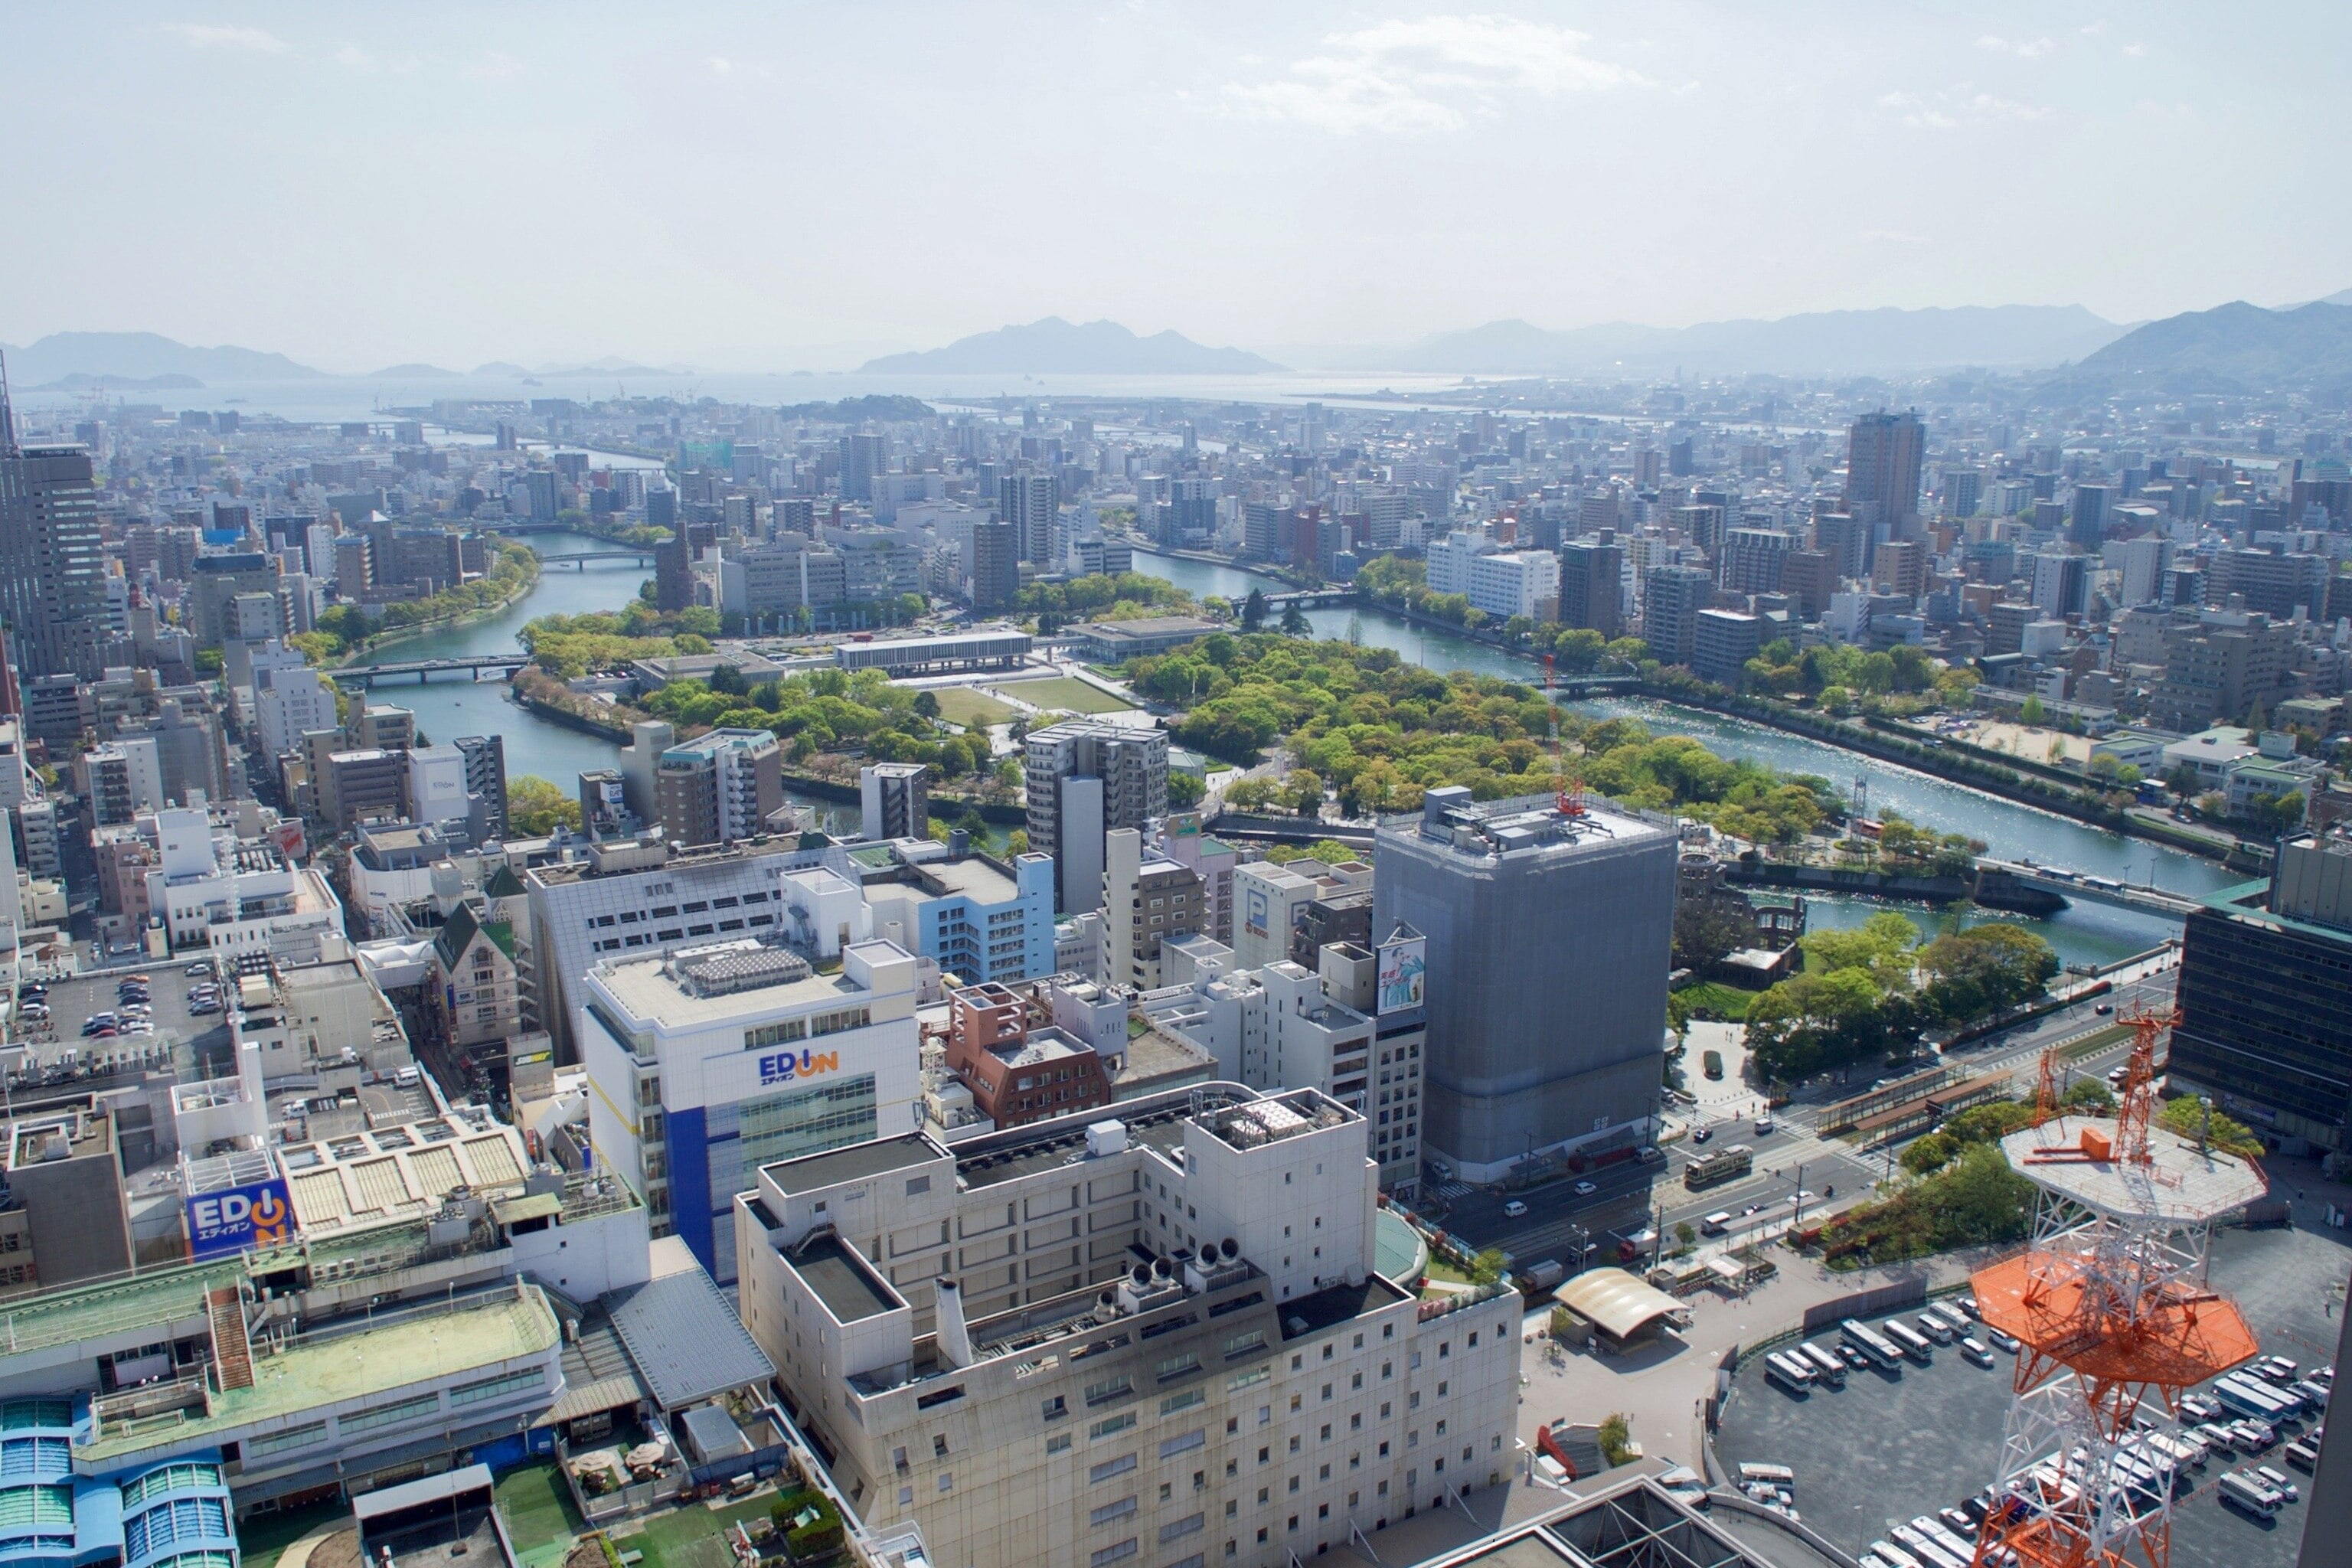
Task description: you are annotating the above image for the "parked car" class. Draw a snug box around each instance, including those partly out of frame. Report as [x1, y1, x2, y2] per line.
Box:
[2255, 1465, 2299, 1502]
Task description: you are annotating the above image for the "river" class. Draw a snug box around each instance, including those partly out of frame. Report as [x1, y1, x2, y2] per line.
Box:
[342, 531, 883, 831]
[1128, 550, 2230, 969]
[349, 537, 2218, 968]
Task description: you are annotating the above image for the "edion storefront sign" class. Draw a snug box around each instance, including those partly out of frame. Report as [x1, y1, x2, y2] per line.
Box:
[187, 1177, 294, 1258]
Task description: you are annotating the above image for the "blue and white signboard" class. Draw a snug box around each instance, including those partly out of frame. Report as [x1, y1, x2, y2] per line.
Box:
[187, 1177, 294, 1259]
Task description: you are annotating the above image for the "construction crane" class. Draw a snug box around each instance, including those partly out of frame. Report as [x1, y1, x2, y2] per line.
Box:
[1540, 654, 1586, 818]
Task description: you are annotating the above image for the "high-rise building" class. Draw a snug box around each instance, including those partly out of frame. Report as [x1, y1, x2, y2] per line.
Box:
[1373, 787, 1673, 1182]
[999, 472, 1058, 564]
[1842, 410, 1925, 534]
[967, 518, 1018, 610]
[839, 430, 887, 501]
[2068, 483, 2111, 551]
[732, 1082, 1521, 1568]
[1779, 549, 1838, 622]
[1942, 466, 1984, 518]
[655, 727, 784, 848]
[1717, 527, 1792, 596]
[2174, 830, 2352, 1153]
[2029, 550, 2089, 620]
[2115, 535, 2174, 608]
[0, 380, 108, 681]
[1692, 609, 1763, 687]
[1873, 538, 1928, 602]
[1812, 509, 1865, 579]
[859, 761, 929, 842]
[1641, 564, 1714, 667]
[1140, 930, 1428, 1194]
[1023, 719, 1168, 913]
[2148, 609, 2298, 732]
[254, 658, 338, 761]
[1556, 534, 1624, 636]
[1099, 827, 1202, 989]
[456, 733, 509, 840]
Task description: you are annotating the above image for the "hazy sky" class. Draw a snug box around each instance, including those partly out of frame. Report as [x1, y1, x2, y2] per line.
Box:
[5, 2, 2347, 371]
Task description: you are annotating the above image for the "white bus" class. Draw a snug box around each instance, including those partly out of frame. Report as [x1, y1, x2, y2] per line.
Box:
[1737, 1462, 1796, 1490]
[1890, 1525, 1968, 1568]
[1798, 1341, 1847, 1387]
[1913, 1312, 1955, 1345]
[1883, 1317, 1936, 1364]
[1842, 1318, 1903, 1369]
[1912, 1515, 1976, 1559]
[1766, 1352, 1816, 1394]
[2217, 1472, 2283, 1517]
[1864, 1545, 1923, 1568]
[2213, 1374, 2295, 1421]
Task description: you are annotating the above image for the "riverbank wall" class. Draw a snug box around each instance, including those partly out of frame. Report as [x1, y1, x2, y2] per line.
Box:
[511, 689, 633, 742]
[338, 551, 545, 663]
[777, 766, 1027, 825]
[1720, 860, 2066, 916]
[1655, 686, 2265, 869]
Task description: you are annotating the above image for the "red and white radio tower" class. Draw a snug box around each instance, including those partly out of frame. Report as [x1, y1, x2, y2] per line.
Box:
[1968, 1006, 2266, 1568]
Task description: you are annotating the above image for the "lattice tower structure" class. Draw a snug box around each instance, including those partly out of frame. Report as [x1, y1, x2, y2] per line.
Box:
[1966, 1044, 2266, 1568]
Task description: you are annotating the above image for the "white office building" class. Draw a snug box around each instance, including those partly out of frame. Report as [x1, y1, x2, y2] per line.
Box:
[254, 659, 338, 760]
[1466, 548, 1560, 620]
[581, 936, 924, 1285]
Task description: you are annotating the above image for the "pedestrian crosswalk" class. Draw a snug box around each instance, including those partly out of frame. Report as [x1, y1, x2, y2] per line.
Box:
[1430, 1181, 1472, 1200]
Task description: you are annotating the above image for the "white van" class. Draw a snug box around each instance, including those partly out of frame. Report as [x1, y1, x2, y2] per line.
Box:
[1700, 1211, 1733, 1236]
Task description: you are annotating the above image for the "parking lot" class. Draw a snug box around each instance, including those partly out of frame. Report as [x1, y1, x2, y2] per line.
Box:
[5, 960, 237, 1089]
[1713, 1223, 2346, 1568]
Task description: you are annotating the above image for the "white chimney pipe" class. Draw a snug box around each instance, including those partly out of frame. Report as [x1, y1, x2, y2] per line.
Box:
[935, 1276, 975, 1369]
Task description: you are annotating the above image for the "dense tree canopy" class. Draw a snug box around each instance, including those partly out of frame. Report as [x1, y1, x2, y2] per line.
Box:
[1126, 635, 1844, 835]
[1744, 913, 2055, 1081]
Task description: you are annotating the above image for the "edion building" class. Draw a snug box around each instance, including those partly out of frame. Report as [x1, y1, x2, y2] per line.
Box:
[734, 1085, 1521, 1568]
[581, 937, 925, 1285]
[1374, 788, 1674, 1183]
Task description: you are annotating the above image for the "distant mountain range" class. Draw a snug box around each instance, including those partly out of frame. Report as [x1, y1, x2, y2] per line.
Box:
[2, 331, 322, 386]
[31, 371, 207, 391]
[1359, 305, 2128, 376]
[861, 318, 1285, 374]
[2067, 298, 2352, 390]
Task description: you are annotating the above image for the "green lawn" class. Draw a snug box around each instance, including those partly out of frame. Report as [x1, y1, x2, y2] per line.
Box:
[1001, 675, 1135, 714]
[496, 1461, 586, 1567]
[617, 1491, 790, 1568]
[929, 687, 1018, 729]
[1674, 981, 1756, 1021]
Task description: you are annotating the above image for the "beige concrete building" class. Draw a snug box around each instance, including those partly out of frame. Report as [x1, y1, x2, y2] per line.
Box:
[736, 1084, 1520, 1568]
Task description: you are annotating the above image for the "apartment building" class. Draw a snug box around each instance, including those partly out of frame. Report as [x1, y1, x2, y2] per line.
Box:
[850, 839, 1059, 987]
[581, 936, 924, 1285]
[734, 1085, 1521, 1568]
[1140, 933, 1427, 1195]
[657, 727, 786, 848]
[1102, 828, 1203, 991]
[1025, 720, 1169, 913]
